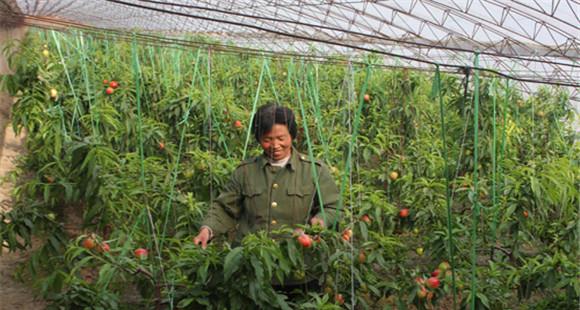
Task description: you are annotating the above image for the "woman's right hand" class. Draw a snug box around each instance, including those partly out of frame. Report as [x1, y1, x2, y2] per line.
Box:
[193, 227, 211, 249]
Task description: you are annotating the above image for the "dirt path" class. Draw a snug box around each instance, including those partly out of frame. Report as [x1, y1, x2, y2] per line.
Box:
[0, 124, 45, 310]
[0, 249, 46, 310]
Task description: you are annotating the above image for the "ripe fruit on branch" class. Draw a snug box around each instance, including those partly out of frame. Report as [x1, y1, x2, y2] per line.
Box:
[293, 228, 304, 236]
[297, 233, 313, 248]
[389, 171, 399, 181]
[109, 81, 119, 89]
[341, 228, 353, 241]
[363, 94, 371, 102]
[358, 250, 367, 264]
[98, 242, 110, 253]
[158, 142, 165, 150]
[134, 248, 148, 259]
[399, 208, 410, 218]
[82, 237, 96, 250]
[335, 294, 345, 305]
[431, 269, 441, 277]
[234, 120, 243, 128]
[49, 88, 58, 99]
[360, 214, 372, 224]
[417, 286, 427, 299]
[523, 210, 529, 218]
[105, 87, 114, 95]
[426, 276, 440, 289]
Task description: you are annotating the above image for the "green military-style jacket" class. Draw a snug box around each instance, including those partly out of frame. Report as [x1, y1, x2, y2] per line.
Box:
[202, 146, 340, 240]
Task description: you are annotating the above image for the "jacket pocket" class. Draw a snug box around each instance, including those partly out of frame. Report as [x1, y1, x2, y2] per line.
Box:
[242, 187, 264, 198]
[242, 186, 266, 221]
[287, 185, 308, 196]
[287, 185, 314, 223]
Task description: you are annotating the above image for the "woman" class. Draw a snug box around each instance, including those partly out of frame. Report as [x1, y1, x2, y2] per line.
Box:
[193, 103, 340, 248]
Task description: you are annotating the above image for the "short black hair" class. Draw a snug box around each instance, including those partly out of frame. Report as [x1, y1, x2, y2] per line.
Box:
[251, 103, 297, 142]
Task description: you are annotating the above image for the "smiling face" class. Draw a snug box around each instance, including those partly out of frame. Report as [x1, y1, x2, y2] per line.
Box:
[259, 124, 292, 160]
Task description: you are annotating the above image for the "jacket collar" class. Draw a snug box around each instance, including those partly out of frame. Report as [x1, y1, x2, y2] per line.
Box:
[259, 145, 299, 172]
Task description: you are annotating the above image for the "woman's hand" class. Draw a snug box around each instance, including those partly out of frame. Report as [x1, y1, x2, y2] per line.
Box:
[193, 227, 212, 249]
[310, 216, 325, 227]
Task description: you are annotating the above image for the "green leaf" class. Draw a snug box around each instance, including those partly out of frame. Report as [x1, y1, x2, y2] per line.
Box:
[287, 240, 298, 266]
[250, 255, 264, 280]
[505, 204, 516, 218]
[530, 176, 540, 198]
[63, 182, 74, 202]
[198, 260, 209, 283]
[223, 247, 243, 281]
[97, 264, 116, 287]
[275, 293, 291, 310]
[48, 235, 61, 252]
[177, 297, 194, 308]
[262, 251, 274, 278]
[43, 184, 51, 203]
[360, 222, 368, 241]
[477, 292, 490, 309]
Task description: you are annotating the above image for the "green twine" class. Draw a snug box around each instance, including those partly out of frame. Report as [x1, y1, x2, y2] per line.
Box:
[131, 39, 146, 185]
[499, 79, 509, 189]
[173, 49, 181, 88]
[106, 37, 155, 295]
[490, 78, 503, 249]
[291, 59, 327, 223]
[77, 34, 98, 136]
[130, 35, 157, 255]
[470, 54, 481, 310]
[242, 57, 267, 159]
[205, 51, 231, 158]
[184, 52, 230, 158]
[434, 66, 458, 310]
[158, 49, 203, 310]
[306, 63, 331, 165]
[50, 31, 81, 135]
[159, 49, 201, 250]
[263, 57, 281, 103]
[335, 61, 372, 229]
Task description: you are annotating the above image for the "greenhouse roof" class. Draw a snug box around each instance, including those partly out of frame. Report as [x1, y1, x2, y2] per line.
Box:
[2, 0, 579, 100]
